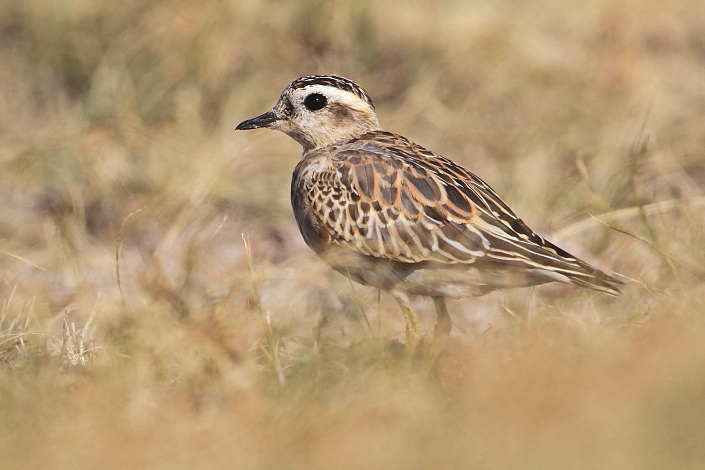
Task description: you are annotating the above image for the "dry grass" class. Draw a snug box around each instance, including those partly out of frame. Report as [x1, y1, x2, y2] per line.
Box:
[1, 0, 705, 468]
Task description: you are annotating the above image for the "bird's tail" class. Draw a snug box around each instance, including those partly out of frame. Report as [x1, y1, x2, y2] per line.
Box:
[532, 239, 624, 296]
[564, 261, 624, 296]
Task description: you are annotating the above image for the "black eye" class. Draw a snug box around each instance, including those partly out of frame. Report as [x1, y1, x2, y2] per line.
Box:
[304, 93, 327, 111]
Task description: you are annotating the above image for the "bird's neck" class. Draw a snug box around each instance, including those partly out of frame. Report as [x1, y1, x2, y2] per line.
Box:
[297, 111, 380, 151]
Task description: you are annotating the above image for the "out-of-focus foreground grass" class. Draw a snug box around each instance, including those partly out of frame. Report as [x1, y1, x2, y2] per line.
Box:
[1, 0, 705, 468]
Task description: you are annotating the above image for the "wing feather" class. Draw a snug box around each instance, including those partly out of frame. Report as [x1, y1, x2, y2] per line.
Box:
[296, 131, 622, 294]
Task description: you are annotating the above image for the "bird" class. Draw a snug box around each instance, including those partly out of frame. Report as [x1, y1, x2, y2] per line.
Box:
[235, 74, 622, 352]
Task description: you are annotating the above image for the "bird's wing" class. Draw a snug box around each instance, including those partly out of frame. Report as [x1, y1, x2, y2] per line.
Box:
[302, 131, 621, 293]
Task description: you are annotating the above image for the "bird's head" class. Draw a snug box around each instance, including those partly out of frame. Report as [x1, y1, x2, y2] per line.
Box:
[236, 75, 379, 150]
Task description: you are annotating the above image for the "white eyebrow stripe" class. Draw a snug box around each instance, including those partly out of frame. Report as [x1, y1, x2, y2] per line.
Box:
[294, 85, 371, 110]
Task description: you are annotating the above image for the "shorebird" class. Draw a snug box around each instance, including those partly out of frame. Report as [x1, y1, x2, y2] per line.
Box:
[236, 75, 621, 351]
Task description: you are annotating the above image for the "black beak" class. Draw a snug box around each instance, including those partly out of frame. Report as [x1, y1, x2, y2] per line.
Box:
[235, 110, 277, 130]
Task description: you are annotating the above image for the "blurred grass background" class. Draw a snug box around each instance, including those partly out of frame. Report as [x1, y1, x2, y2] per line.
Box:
[1, 0, 705, 468]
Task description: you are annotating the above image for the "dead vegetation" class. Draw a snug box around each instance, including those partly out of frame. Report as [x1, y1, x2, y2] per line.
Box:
[1, 0, 705, 468]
